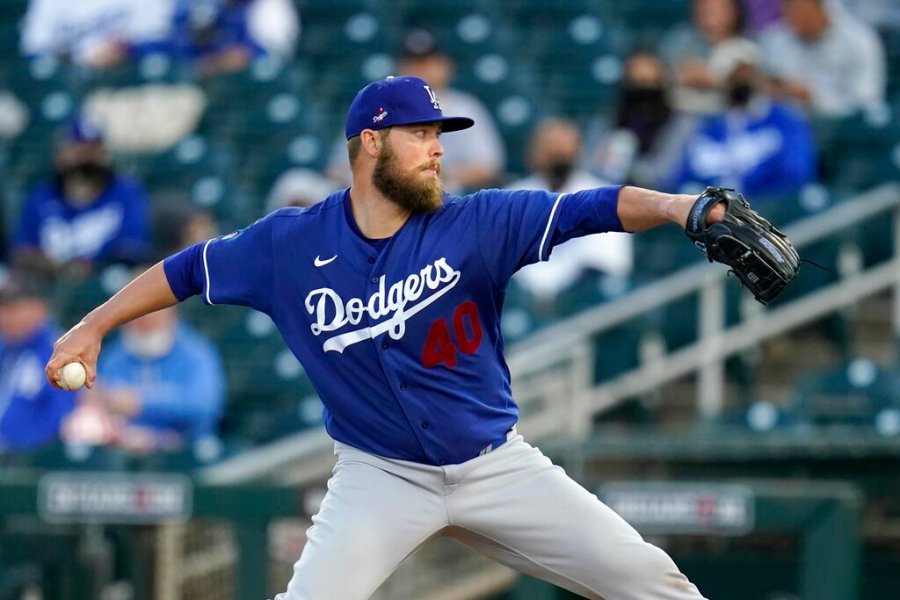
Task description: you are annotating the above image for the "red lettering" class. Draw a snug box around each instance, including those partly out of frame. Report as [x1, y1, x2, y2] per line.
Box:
[453, 301, 482, 354]
[421, 302, 485, 368]
[422, 318, 457, 368]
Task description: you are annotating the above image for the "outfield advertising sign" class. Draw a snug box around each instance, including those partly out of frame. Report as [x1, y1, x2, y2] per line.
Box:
[599, 482, 754, 536]
[38, 473, 192, 524]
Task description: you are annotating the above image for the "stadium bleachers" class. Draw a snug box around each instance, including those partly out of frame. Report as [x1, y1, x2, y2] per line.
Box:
[0, 0, 898, 452]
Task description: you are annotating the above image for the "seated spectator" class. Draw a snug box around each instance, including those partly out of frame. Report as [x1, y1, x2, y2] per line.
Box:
[167, 0, 300, 76]
[759, 0, 886, 117]
[328, 29, 505, 193]
[77, 303, 225, 455]
[668, 54, 817, 199]
[266, 168, 338, 212]
[11, 115, 151, 280]
[658, 0, 756, 113]
[0, 273, 75, 452]
[584, 50, 694, 188]
[507, 118, 632, 304]
[20, 0, 173, 70]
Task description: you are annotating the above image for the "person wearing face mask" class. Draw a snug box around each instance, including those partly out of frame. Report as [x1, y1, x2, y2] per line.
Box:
[584, 50, 696, 189]
[11, 115, 151, 280]
[506, 118, 633, 306]
[83, 301, 225, 455]
[668, 48, 818, 201]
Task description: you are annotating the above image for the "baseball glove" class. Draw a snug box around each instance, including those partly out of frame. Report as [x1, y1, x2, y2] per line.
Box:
[685, 187, 800, 304]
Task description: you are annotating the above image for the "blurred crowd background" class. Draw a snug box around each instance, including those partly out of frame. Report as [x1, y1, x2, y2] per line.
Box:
[1, 0, 898, 468]
[0, 1, 898, 596]
[0, 0, 898, 461]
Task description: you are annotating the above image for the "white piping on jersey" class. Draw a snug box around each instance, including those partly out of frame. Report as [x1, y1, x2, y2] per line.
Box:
[538, 193, 567, 262]
[202, 239, 214, 305]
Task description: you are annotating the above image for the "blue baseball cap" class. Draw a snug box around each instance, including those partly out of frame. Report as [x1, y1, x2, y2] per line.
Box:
[344, 76, 474, 140]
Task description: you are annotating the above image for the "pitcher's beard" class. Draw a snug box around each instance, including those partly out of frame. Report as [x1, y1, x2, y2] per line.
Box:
[373, 143, 443, 214]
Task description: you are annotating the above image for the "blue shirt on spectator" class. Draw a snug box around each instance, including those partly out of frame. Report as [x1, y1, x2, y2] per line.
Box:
[0, 322, 75, 451]
[167, 0, 266, 61]
[670, 98, 817, 199]
[99, 322, 225, 441]
[13, 175, 151, 265]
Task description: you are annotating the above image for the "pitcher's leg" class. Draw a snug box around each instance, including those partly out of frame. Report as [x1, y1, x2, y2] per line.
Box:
[274, 452, 446, 600]
[451, 439, 706, 600]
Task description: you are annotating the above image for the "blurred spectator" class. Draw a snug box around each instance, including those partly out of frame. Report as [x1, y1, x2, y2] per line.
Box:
[668, 54, 817, 198]
[0, 273, 75, 452]
[328, 29, 505, 192]
[507, 118, 632, 304]
[11, 115, 151, 280]
[78, 304, 225, 454]
[167, 0, 300, 76]
[21, 0, 173, 70]
[584, 50, 694, 188]
[759, 0, 886, 116]
[266, 168, 338, 213]
[658, 0, 755, 113]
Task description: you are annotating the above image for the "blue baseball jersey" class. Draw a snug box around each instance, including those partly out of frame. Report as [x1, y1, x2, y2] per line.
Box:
[0, 322, 76, 451]
[14, 175, 151, 265]
[164, 186, 624, 465]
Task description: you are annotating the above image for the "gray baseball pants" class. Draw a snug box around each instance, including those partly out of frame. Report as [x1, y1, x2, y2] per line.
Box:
[274, 433, 706, 599]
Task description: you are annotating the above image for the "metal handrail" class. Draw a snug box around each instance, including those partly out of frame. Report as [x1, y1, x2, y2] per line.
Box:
[508, 183, 900, 370]
[511, 182, 900, 432]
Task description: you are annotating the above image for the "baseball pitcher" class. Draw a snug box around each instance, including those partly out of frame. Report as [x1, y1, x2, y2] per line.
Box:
[47, 76, 797, 599]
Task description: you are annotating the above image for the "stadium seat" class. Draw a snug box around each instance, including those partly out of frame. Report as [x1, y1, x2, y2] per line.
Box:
[790, 358, 900, 432]
[501, 0, 611, 30]
[631, 221, 704, 281]
[213, 308, 316, 444]
[125, 135, 248, 227]
[611, 0, 690, 45]
[298, 3, 390, 61]
[400, 4, 511, 62]
[591, 320, 643, 383]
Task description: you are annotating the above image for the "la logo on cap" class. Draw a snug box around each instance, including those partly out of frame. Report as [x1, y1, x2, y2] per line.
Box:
[424, 85, 441, 110]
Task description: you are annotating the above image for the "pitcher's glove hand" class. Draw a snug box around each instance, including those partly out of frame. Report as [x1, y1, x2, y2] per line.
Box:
[686, 187, 800, 304]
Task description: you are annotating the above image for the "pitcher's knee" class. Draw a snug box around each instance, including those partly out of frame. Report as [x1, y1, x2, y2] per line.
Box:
[630, 543, 703, 598]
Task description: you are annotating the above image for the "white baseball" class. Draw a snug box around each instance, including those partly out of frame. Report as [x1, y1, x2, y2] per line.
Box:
[59, 362, 87, 391]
